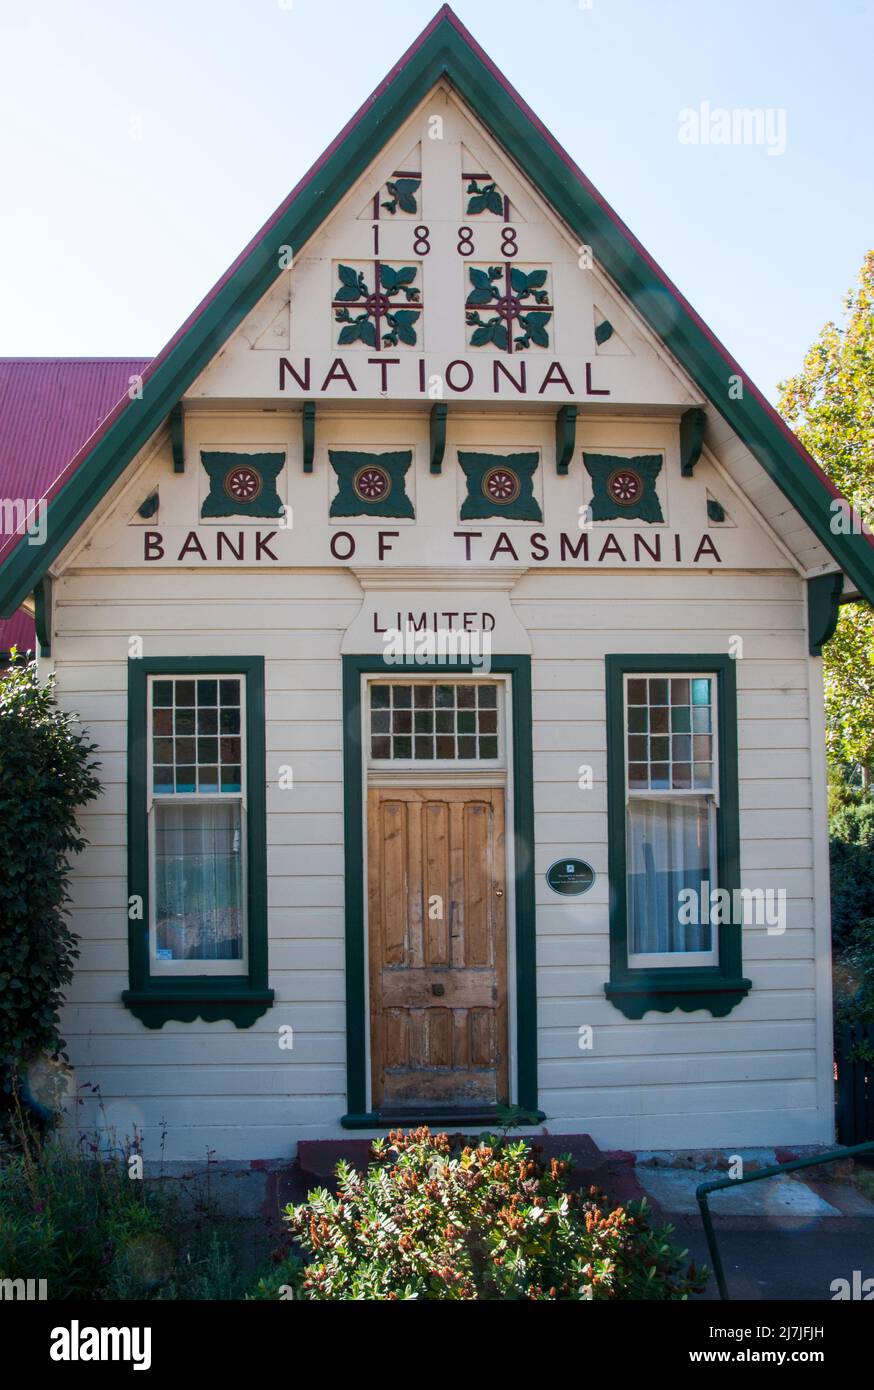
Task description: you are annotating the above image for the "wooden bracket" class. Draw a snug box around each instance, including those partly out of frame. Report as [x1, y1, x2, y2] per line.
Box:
[555, 403, 578, 474]
[170, 404, 185, 473]
[302, 401, 316, 473]
[680, 407, 706, 477]
[807, 571, 843, 656]
[430, 402, 447, 473]
[34, 575, 52, 657]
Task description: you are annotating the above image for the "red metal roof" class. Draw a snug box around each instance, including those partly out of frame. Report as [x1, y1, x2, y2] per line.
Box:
[0, 358, 150, 653]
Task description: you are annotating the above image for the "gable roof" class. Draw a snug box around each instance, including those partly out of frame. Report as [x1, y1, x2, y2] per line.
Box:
[0, 5, 871, 613]
[0, 358, 150, 652]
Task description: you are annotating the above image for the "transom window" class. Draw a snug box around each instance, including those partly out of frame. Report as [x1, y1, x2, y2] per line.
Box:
[623, 673, 718, 967]
[148, 675, 247, 974]
[626, 676, 714, 792]
[368, 680, 501, 763]
[151, 677, 242, 794]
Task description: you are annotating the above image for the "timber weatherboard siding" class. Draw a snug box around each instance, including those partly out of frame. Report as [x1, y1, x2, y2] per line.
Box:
[56, 563, 827, 1158]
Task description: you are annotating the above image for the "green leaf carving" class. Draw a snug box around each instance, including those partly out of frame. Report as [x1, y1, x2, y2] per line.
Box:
[393, 178, 420, 213]
[379, 264, 398, 293]
[466, 180, 504, 216]
[466, 265, 501, 306]
[517, 311, 551, 349]
[383, 309, 419, 347]
[336, 265, 367, 301]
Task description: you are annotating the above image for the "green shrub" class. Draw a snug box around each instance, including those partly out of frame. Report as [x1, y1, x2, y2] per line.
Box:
[274, 1128, 707, 1301]
[829, 788, 874, 949]
[0, 659, 101, 1097]
[834, 918, 874, 1035]
[0, 1122, 175, 1299]
[0, 1116, 255, 1300]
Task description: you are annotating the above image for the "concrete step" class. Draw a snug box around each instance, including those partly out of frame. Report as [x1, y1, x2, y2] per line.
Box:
[295, 1131, 649, 1208]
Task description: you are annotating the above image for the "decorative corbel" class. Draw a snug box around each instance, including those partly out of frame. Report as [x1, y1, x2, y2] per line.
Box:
[302, 401, 316, 472]
[680, 407, 706, 477]
[430, 402, 447, 473]
[555, 403, 578, 475]
[170, 404, 185, 473]
[34, 575, 52, 657]
[807, 571, 843, 655]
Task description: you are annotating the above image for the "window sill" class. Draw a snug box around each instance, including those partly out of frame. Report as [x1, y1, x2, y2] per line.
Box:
[122, 987, 274, 1029]
[604, 974, 751, 1019]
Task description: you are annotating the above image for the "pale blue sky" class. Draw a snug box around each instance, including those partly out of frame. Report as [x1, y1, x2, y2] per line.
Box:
[1, 0, 871, 401]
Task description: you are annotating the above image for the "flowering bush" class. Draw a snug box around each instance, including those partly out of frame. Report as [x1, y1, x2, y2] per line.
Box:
[277, 1128, 706, 1300]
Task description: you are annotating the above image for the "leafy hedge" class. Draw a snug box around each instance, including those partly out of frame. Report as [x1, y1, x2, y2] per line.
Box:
[829, 783, 874, 1032]
[0, 659, 100, 1098]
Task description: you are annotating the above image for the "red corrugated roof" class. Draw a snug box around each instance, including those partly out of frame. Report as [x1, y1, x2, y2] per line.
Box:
[0, 358, 150, 653]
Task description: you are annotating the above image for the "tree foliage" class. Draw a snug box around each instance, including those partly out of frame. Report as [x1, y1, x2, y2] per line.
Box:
[778, 252, 874, 779]
[0, 658, 101, 1094]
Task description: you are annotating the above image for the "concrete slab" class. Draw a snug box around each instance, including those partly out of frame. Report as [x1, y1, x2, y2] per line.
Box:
[636, 1165, 842, 1218]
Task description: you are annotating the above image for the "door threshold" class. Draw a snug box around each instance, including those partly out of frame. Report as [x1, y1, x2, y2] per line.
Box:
[341, 1106, 546, 1130]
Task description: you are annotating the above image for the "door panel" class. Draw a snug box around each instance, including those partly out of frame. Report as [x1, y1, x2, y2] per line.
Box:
[367, 787, 508, 1110]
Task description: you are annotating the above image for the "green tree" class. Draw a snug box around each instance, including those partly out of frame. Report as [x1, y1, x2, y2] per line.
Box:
[0, 657, 101, 1099]
[779, 252, 874, 783]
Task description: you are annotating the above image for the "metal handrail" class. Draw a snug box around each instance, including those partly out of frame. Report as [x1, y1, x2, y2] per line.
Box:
[695, 1140, 874, 1300]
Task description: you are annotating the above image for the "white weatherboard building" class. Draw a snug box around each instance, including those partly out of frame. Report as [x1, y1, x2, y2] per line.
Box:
[3, 8, 872, 1162]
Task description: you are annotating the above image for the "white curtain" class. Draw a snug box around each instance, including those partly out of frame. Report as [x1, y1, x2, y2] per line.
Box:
[626, 796, 712, 954]
[154, 801, 243, 961]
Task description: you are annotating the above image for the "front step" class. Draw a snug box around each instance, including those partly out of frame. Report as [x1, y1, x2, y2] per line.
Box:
[297, 1131, 610, 1186]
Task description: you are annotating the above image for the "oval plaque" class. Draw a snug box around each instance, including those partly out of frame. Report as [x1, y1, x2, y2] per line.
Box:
[546, 858, 595, 896]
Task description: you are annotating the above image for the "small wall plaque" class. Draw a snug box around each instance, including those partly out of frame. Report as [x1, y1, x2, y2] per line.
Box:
[546, 858, 595, 896]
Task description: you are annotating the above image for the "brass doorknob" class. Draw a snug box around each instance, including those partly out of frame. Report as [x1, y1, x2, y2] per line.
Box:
[495, 888, 504, 897]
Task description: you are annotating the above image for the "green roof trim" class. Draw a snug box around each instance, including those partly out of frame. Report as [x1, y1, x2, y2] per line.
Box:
[1, 5, 872, 611]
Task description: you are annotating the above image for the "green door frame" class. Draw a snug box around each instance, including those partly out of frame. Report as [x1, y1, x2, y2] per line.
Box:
[340, 654, 542, 1128]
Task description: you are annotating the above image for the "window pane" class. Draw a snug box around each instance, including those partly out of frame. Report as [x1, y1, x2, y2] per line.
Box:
[369, 682, 500, 760]
[627, 797, 713, 954]
[152, 677, 244, 796]
[626, 674, 715, 796]
[154, 802, 244, 962]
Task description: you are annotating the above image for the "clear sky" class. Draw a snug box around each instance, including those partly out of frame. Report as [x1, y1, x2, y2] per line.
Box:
[1, 0, 871, 402]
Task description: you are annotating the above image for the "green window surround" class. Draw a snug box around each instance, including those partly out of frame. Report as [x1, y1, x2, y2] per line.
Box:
[340, 654, 541, 1127]
[123, 656, 273, 1028]
[604, 654, 751, 1019]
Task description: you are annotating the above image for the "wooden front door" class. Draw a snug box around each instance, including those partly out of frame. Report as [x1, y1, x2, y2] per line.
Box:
[367, 787, 508, 1112]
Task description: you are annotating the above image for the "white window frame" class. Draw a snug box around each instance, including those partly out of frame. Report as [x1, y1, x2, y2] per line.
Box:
[623, 671, 720, 970]
[146, 673, 249, 977]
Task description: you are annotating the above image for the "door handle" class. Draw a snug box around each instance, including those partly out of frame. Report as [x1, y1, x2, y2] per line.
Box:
[431, 982, 445, 997]
[495, 888, 504, 897]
